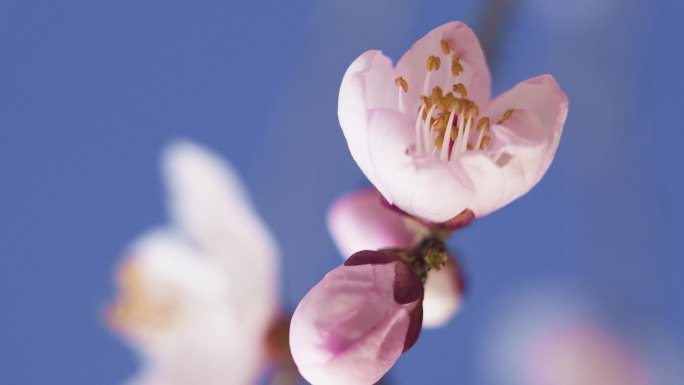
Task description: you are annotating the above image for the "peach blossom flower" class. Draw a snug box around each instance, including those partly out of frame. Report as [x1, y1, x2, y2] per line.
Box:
[482, 288, 658, 385]
[339, 21, 568, 223]
[109, 141, 280, 385]
[328, 188, 464, 327]
[289, 251, 423, 385]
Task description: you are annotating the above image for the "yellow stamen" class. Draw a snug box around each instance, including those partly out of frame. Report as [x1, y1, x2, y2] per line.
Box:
[440, 39, 451, 54]
[479, 135, 492, 150]
[435, 133, 445, 150]
[109, 263, 177, 333]
[467, 104, 479, 119]
[498, 108, 515, 124]
[426, 55, 442, 71]
[476, 117, 490, 132]
[395, 76, 409, 93]
[452, 83, 467, 97]
[451, 55, 464, 76]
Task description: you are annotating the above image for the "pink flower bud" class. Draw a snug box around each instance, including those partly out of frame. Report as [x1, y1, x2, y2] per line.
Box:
[289, 251, 423, 385]
[328, 188, 466, 327]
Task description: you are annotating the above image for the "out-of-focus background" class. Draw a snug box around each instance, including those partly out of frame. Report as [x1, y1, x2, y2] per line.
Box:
[1, 0, 683, 384]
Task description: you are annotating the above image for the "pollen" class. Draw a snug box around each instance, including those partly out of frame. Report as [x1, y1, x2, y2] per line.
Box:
[426, 55, 442, 71]
[476, 117, 490, 132]
[466, 104, 479, 119]
[498, 108, 515, 124]
[452, 83, 467, 97]
[395, 76, 409, 93]
[109, 262, 177, 334]
[479, 135, 492, 150]
[411, 49, 503, 159]
[451, 55, 464, 76]
[440, 39, 451, 54]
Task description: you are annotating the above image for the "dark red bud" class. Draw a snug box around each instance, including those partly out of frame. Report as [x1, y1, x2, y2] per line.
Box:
[343, 249, 425, 353]
[344, 250, 398, 266]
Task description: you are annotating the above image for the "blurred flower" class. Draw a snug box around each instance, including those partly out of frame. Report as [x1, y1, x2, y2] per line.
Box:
[480, 287, 681, 385]
[526, 323, 651, 385]
[108, 141, 283, 385]
[328, 188, 464, 327]
[338, 21, 568, 223]
[289, 251, 423, 385]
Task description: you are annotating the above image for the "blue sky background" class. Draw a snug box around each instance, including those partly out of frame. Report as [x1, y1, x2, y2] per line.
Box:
[1, 0, 683, 384]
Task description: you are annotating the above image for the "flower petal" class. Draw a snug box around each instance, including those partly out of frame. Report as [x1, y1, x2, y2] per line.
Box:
[396, 21, 490, 108]
[339, 50, 399, 193]
[328, 188, 413, 258]
[163, 140, 280, 333]
[466, 75, 568, 216]
[422, 257, 465, 328]
[111, 231, 265, 385]
[290, 255, 422, 385]
[366, 108, 476, 223]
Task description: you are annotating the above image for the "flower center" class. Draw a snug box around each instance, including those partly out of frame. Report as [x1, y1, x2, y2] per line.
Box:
[109, 262, 177, 334]
[395, 39, 514, 161]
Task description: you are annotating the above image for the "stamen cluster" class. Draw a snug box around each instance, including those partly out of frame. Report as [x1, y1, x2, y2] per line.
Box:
[395, 39, 516, 161]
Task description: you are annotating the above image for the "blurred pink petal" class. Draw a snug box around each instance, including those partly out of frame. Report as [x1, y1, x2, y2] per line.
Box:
[163, 141, 280, 329]
[327, 188, 414, 257]
[422, 258, 464, 328]
[328, 188, 464, 327]
[483, 288, 657, 385]
[339, 21, 568, 223]
[290, 251, 423, 385]
[110, 141, 280, 385]
[527, 324, 652, 385]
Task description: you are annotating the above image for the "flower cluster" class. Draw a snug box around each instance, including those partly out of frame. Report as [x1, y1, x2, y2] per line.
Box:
[289, 21, 568, 384]
[108, 20, 567, 385]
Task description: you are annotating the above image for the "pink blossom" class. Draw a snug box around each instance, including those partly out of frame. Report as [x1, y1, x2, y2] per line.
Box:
[328, 188, 464, 327]
[483, 288, 657, 385]
[526, 324, 653, 385]
[289, 251, 423, 385]
[109, 141, 280, 385]
[339, 21, 568, 223]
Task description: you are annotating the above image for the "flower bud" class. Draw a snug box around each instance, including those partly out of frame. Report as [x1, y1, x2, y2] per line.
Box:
[289, 250, 423, 385]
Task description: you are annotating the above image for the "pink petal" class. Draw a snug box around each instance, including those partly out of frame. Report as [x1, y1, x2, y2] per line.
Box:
[111, 232, 266, 385]
[423, 257, 465, 328]
[396, 21, 490, 108]
[290, 252, 423, 385]
[527, 324, 652, 385]
[466, 75, 568, 216]
[338, 50, 398, 193]
[366, 108, 476, 223]
[163, 140, 280, 337]
[327, 188, 413, 258]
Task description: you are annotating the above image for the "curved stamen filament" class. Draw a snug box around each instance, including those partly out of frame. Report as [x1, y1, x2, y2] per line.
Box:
[440, 108, 457, 160]
[414, 104, 426, 154]
[408, 42, 506, 160]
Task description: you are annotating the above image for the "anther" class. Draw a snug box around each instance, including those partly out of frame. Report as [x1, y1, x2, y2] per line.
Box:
[431, 86, 443, 99]
[452, 83, 467, 97]
[467, 105, 479, 119]
[451, 56, 464, 76]
[428, 55, 442, 71]
[440, 39, 451, 54]
[395, 76, 409, 93]
[498, 109, 515, 124]
[435, 133, 445, 150]
[479, 135, 492, 150]
[476, 117, 490, 132]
